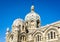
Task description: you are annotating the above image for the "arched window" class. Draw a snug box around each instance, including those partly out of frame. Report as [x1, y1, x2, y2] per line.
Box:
[19, 25, 21, 28]
[47, 31, 56, 40]
[31, 20, 34, 26]
[36, 20, 40, 28]
[26, 21, 28, 24]
[9, 35, 13, 42]
[22, 25, 24, 31]
[26, 28, 29, 33]
[54, 32, 56, 38]
[48, 33, 50, 39]
[21, 35, 26, 41]
[31, 20, 34, 22]
[51, 31, 53, 39]
[37, 35, 39, 41]
[40, 36, 41, 41]
[36, 35, 41, 42]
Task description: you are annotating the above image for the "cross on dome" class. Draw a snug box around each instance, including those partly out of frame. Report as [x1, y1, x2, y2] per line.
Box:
[31, 5, 34, 12]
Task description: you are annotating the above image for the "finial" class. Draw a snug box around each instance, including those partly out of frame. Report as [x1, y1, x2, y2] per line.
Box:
[7, 27, 9, 32]
[31, 5, 34, 12]
[6, 27, 10, 35]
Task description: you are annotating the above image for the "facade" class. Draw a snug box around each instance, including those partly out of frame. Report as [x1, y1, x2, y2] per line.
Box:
[6, 5, 60, 42]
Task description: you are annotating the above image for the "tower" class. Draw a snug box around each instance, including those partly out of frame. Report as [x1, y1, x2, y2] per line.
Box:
[12, 18, 26, 42]
[25, 5, 41, 30]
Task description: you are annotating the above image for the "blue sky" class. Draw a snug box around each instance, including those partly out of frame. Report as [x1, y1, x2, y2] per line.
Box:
[0, 0, 60, 42]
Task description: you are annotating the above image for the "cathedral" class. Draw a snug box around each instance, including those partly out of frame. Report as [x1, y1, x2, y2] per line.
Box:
[6, 5, 60, 42]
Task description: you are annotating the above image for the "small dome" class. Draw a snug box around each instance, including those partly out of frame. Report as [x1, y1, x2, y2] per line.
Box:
[12, 18, 24, 26]
[25, 5, 40, 21]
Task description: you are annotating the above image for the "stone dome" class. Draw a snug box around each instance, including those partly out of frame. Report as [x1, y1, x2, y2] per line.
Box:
[25, 5, 40, 21]
[12, 18, 24, 26]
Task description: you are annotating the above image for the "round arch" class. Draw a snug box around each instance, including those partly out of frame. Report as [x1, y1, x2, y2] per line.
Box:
[19, 32, 27, 42]
[44, 27, 59, 35]
[32, 30, 43, 37]
[32, 30, 43, 42]
[44, 26, 59, 41]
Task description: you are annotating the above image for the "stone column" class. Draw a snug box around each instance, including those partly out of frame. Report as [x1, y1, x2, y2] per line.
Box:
[43, 33, 46, 42]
